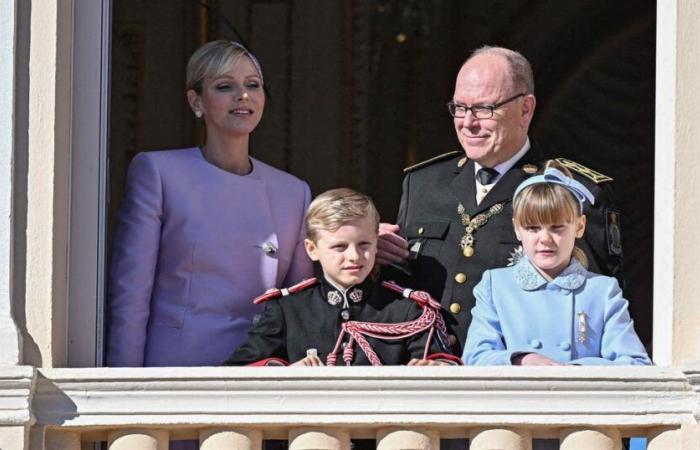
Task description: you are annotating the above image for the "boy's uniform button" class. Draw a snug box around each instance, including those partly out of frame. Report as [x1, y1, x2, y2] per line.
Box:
[454, 273, 467, 284]
[448, 335, 458, 346]
[449, 303, 461, 314]
[559, 341, 571, 351]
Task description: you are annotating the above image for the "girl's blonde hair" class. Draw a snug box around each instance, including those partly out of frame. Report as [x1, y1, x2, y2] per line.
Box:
[305, 188, 380, 242]
[513, 160, 588, 268]
[186, 40, 263, 94]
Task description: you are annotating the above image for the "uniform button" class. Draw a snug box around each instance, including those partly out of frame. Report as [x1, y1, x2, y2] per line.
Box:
[449, 303, 461, 314]
[418, 227, 424, 235]
[560, 341, 571, 351]
[454, 273, 467, 284]
[529, 339, 542, 349]
[341, 310, 350, 320]
[341, 342, 347, 349]
[448, 335, 458, 346]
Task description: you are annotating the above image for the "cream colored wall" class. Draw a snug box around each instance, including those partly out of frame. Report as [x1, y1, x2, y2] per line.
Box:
[23, 0, 74, 368]
[0, 0, 22, 367]
[654, 0, 700, 366]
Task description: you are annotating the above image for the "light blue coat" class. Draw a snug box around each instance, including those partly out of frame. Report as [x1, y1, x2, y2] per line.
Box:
[462, 256, 651, 366]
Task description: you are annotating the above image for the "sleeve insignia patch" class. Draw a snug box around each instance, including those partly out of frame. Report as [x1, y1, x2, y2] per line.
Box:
[555, 158, 613, 184]
[605, 208, 623, 256]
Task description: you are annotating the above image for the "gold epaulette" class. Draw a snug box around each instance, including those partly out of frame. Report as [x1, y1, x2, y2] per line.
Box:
[555, 158, 613, 184]
[403, 150, 463, 173]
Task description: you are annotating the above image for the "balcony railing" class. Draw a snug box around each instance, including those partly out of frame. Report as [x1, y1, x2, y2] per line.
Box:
[2, 364, 699, 449]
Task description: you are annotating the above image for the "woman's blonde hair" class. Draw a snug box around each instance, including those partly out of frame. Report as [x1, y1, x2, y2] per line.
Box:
[513, 160, 588, 267]
[186, 40, 263, 94]
[306, 188, 380, 242]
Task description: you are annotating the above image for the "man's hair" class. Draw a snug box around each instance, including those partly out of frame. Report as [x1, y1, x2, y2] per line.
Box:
[305, 188, 380, 242]
[468, 46, 535, 95]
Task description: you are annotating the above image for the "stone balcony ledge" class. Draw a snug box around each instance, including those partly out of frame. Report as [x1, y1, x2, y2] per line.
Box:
[23, 366, 697, 431]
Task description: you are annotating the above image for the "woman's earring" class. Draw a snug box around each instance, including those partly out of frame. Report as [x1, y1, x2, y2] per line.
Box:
[194, 110, 202, 119]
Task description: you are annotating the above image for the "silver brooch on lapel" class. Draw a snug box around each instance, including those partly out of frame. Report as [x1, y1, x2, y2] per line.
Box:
[507, 245, 524, 267]
[260, 242, 278, 255]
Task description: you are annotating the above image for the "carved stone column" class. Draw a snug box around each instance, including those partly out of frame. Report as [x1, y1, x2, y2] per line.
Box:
[469, 428, 532, 450]
[199, 428, 262, 450]
[108, 429, 169, 450]
[648, 427, 682, 450]
[559, 428, 621, 450]
[288, 428, 351, 450]
[377, 428, 439, 450]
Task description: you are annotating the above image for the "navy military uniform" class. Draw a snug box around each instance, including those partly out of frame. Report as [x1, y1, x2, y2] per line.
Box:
[225, 277, 459, 366]
[385, 147, 623, 354]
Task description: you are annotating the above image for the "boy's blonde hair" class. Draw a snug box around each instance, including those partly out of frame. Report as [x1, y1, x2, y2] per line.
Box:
[513, 160, 589, 268]
[306, 188, 380, 241]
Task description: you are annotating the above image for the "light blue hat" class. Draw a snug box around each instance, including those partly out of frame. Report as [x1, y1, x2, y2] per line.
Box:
[513, 167, 594, 212]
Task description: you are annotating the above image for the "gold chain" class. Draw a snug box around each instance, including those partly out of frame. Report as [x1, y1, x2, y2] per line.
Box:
[456, 201, 506, 257]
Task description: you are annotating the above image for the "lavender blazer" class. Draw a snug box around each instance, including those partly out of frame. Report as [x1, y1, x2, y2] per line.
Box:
[107, 148, 313, 367]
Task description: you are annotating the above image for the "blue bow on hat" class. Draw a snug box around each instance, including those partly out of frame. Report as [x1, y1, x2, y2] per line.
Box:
[513, 167, 595, 212]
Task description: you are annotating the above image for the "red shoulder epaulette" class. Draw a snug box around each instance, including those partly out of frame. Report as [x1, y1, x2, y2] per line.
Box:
[252, 278, 319, 305]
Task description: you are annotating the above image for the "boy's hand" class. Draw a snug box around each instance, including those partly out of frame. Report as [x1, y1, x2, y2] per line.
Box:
[512, 353, 562, 366]
[377, 223, 409, 265]
[291, 355, 325, 366]
[406, 358, 448, 366]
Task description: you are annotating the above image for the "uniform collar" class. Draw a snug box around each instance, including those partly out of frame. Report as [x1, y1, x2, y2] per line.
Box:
[514, 256, 587, 291]
[320, 276, 374, 307]
[473, 137, 531, 185]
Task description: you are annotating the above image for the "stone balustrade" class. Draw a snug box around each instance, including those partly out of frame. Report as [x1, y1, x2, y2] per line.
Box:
[1, 365, 699, 449]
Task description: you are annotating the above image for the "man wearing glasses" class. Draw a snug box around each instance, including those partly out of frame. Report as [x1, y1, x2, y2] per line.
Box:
[378, 46, 623, 356]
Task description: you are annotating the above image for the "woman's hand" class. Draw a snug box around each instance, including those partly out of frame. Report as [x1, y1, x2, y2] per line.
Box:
[512, 353, 562, 366]
[291, 355, 325, 366]
[406, 358, 448, 366]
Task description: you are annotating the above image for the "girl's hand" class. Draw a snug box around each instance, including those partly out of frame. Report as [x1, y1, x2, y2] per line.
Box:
[512, 353, 562, 366]
[406, 358, 447, 366]
[291, 355, 325, 366]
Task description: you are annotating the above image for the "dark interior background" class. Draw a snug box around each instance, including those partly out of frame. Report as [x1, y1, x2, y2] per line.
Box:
[110, 0, 655, 351]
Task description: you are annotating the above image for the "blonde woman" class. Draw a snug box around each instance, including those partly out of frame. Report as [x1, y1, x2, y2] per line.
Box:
[107, 41, 312, 367]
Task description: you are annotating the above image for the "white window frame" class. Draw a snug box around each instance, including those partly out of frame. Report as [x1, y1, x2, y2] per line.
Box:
[68, 0, 111, 367]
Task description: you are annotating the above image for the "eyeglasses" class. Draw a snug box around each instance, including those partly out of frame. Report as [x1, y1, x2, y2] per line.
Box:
[447, 93, 526, 119]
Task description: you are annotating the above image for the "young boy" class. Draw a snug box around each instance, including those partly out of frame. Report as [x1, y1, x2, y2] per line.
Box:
[226, 188, 459, 366]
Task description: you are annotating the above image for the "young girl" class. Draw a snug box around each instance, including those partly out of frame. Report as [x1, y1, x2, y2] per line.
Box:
[462, 161, 651, 366]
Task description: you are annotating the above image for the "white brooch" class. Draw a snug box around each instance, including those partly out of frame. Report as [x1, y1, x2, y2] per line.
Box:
[507, 245, 524, 266]
[260, 242, 278, 255]
[348, 289, 363, 303]
[327, 290, 342, 306]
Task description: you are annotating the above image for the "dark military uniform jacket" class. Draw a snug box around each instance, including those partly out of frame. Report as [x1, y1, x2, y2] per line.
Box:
[385, 147, 623, 353]
[225, 277, 456, 366]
